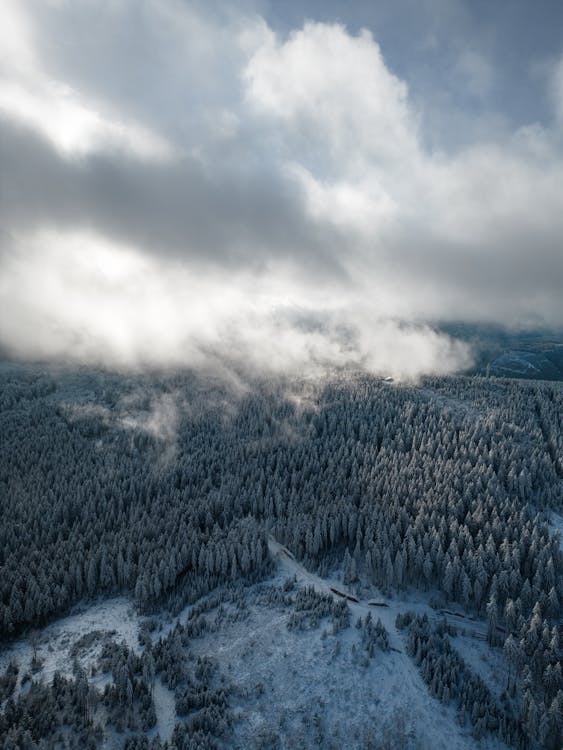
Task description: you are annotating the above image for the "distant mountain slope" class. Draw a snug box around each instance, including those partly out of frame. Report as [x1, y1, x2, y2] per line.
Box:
[489, 349, 563, 379]
[439, 324, 563, 381]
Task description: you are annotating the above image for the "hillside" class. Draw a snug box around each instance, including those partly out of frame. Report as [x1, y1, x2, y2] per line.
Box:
[0, 366, 561, 749]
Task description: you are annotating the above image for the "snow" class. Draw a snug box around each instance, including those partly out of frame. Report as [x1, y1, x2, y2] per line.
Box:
[0, 595, 179, 746]
[0, 596, 139, 692]
[453, 634, 507, 699]
[176, 538, 504, 750]
[150, 678, 176, 743]
[491, 351, 541, 374]
[0, 545, 511, 749]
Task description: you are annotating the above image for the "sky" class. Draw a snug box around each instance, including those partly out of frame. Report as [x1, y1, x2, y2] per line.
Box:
[1, 0, 562, 378]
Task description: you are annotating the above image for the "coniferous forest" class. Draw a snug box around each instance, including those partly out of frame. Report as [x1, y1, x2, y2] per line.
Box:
[0, 366, 561, 749]
[3, 1, 563, 748]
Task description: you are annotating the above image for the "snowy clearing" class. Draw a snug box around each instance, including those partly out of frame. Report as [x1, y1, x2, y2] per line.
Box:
[0, 544, 513, 749]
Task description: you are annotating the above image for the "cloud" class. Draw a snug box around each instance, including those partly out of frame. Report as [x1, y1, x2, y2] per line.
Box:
[0, 0, 171, 159]
[0, 2, 562, 380]
[241, 21, 563, 327]
[244, 22, 418, 170]
[552, 55, 563, 126]
[0, 77, 172, 158]
[0, 227, 471, 379]
[62, 388, 184, 465]
[453, 49, 495, 100]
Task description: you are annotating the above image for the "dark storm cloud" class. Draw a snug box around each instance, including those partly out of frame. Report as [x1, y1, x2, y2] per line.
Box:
[0, 118, 344, 279]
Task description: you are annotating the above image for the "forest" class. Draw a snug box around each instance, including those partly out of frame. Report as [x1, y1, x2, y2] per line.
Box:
[0, 366, 561, 749]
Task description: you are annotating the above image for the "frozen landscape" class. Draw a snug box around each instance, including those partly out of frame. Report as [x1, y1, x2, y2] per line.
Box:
[1, 1, 563, 748]
[0, 544, 518, 750]
[0, 366, 561, 749]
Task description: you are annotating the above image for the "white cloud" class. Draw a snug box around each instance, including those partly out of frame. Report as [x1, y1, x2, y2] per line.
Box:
[0, 0, 36, 73]
[0, 77, 171, 158]
[0, 228, 471, 380]
[241, 20, 563, 329]
[0, 0, 171, 159]
[287, 163, 398, 234]
[1, 4, 562, 380]
[244, 23, 418, 172]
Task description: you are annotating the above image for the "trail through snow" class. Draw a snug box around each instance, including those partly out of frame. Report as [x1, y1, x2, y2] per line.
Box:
[0, 541, 509, 749]
[262, 538, 504, 750]
[150, 678, 176, 743]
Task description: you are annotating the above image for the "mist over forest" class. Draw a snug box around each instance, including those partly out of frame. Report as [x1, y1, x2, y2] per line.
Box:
[1, 2, 562, 749]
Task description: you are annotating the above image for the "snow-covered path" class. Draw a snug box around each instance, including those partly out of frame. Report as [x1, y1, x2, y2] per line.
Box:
[267, 537, 502, 750]
[150, 678, 176, 743]
[268, 537, 488, 638]
[0, 541, 508, 750]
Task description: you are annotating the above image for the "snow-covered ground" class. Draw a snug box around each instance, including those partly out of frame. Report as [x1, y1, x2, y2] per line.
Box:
[490, 351, 542, 375]
[0, 543, 510, 749]
[149, 678, 176, 744]
[457, 636, 508, 700]
[0, 597, 139, 690]
[258, 539, 506, 750]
